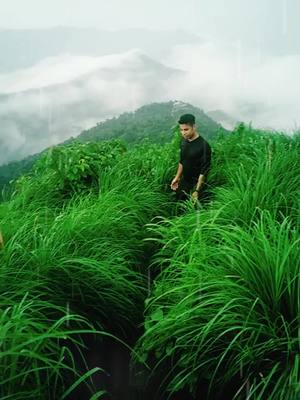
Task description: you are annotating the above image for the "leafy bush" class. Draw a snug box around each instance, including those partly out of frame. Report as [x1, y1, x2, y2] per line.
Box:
[34, 139, 127, 194]
[8, 140, 127, 209]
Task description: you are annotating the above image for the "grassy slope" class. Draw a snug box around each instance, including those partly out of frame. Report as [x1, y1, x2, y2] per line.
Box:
[0, 134, 179, 398]
[135, 125, 300, 399]
[0, 124, 299, 399]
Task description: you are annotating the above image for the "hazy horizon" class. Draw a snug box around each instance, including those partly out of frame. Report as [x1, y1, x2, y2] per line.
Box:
[0, 0, 298, 49]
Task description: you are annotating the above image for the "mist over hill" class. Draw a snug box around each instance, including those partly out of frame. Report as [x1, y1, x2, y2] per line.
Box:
[0, 27, 200, 73]
[0, 51, 184, 165]
[1, 26, 299, 168]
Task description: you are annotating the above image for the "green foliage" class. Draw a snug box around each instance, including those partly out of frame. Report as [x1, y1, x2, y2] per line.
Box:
[35, 139, 126, 194]
[78, 101, 222, 145]
[0, 292, 107, 400]
[5, 139, 129, 211]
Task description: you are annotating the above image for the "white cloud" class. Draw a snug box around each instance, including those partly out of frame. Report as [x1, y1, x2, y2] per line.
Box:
[163, 42, 300, 131]
[0, 50, 143, 94]
[0, 50, 179, 164]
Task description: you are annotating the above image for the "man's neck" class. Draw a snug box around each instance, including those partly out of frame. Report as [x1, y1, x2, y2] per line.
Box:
[188, 132, 199, 142]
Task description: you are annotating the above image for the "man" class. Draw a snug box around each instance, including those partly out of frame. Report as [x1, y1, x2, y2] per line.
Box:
[170, 113, 212, 202]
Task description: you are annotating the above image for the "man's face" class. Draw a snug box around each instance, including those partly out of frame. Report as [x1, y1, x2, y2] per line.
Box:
[179, 123, 195, 140]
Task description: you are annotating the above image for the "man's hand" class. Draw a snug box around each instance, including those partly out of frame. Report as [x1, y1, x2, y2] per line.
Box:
[170, 177, 180, 191]
[191, 191, 199, 203]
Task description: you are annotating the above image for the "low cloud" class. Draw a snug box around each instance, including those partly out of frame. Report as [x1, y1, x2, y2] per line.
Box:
[0, 50, 180, 164]
[0, 52, 144, 94]
[163, 41, 300, 132]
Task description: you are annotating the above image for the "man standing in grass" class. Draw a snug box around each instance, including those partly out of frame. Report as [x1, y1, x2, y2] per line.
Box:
[170, 113, 212, 202]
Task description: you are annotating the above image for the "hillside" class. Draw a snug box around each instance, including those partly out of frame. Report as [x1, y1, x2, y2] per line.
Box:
[0, 101, 227, 199]
[75, 100, 224, 144]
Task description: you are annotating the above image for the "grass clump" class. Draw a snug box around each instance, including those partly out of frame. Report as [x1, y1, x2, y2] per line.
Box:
[134, 127, 300, 399]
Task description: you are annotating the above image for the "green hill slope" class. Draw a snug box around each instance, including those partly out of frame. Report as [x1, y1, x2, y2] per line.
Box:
[75, 100, 225, 144]
[0, 125, 299, 399]
[0, 101, 227, 200]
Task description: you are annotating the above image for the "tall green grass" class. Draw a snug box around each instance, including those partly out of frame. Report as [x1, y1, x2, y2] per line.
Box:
[0, 137, 176, 398]
[0, 292, 107, 399]
[1, 125, 299, 399]
[134, 127, 300, 399]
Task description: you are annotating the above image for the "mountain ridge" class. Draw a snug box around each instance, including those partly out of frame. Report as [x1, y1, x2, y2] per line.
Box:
[0, 28, 201, 73]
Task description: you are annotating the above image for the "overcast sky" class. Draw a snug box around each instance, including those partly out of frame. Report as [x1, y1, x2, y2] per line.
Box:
[0, 0, 298, 46]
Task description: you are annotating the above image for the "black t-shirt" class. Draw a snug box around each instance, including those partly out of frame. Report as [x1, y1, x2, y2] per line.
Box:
[180, 135, 212, 182]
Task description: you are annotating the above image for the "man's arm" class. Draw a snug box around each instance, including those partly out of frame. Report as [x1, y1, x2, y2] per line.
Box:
[0, 230, 4, 248]
[171, 162, 183, 190]
[195, 174, 205, 192]
[171, 141, 184, 190]
[175, 162, 183, 180]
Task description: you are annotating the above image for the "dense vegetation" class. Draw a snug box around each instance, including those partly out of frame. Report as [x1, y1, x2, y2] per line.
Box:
[0, 122, 299, 399]
[134, 124, 300, 399]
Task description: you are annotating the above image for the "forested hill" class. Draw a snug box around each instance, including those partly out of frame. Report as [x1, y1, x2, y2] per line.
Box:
[0, 101, 228, 198]
[74, 100, 225, 145]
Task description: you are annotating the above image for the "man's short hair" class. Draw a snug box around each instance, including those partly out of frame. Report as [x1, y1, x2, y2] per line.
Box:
[178, 114, 195, 126]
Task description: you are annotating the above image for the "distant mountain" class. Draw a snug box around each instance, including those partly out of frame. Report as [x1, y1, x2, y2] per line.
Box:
[0, 100, 228, 199]
[76, 100, 223, 144]
[0, 27, 201, 73]
[0, 50, 184, 165]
